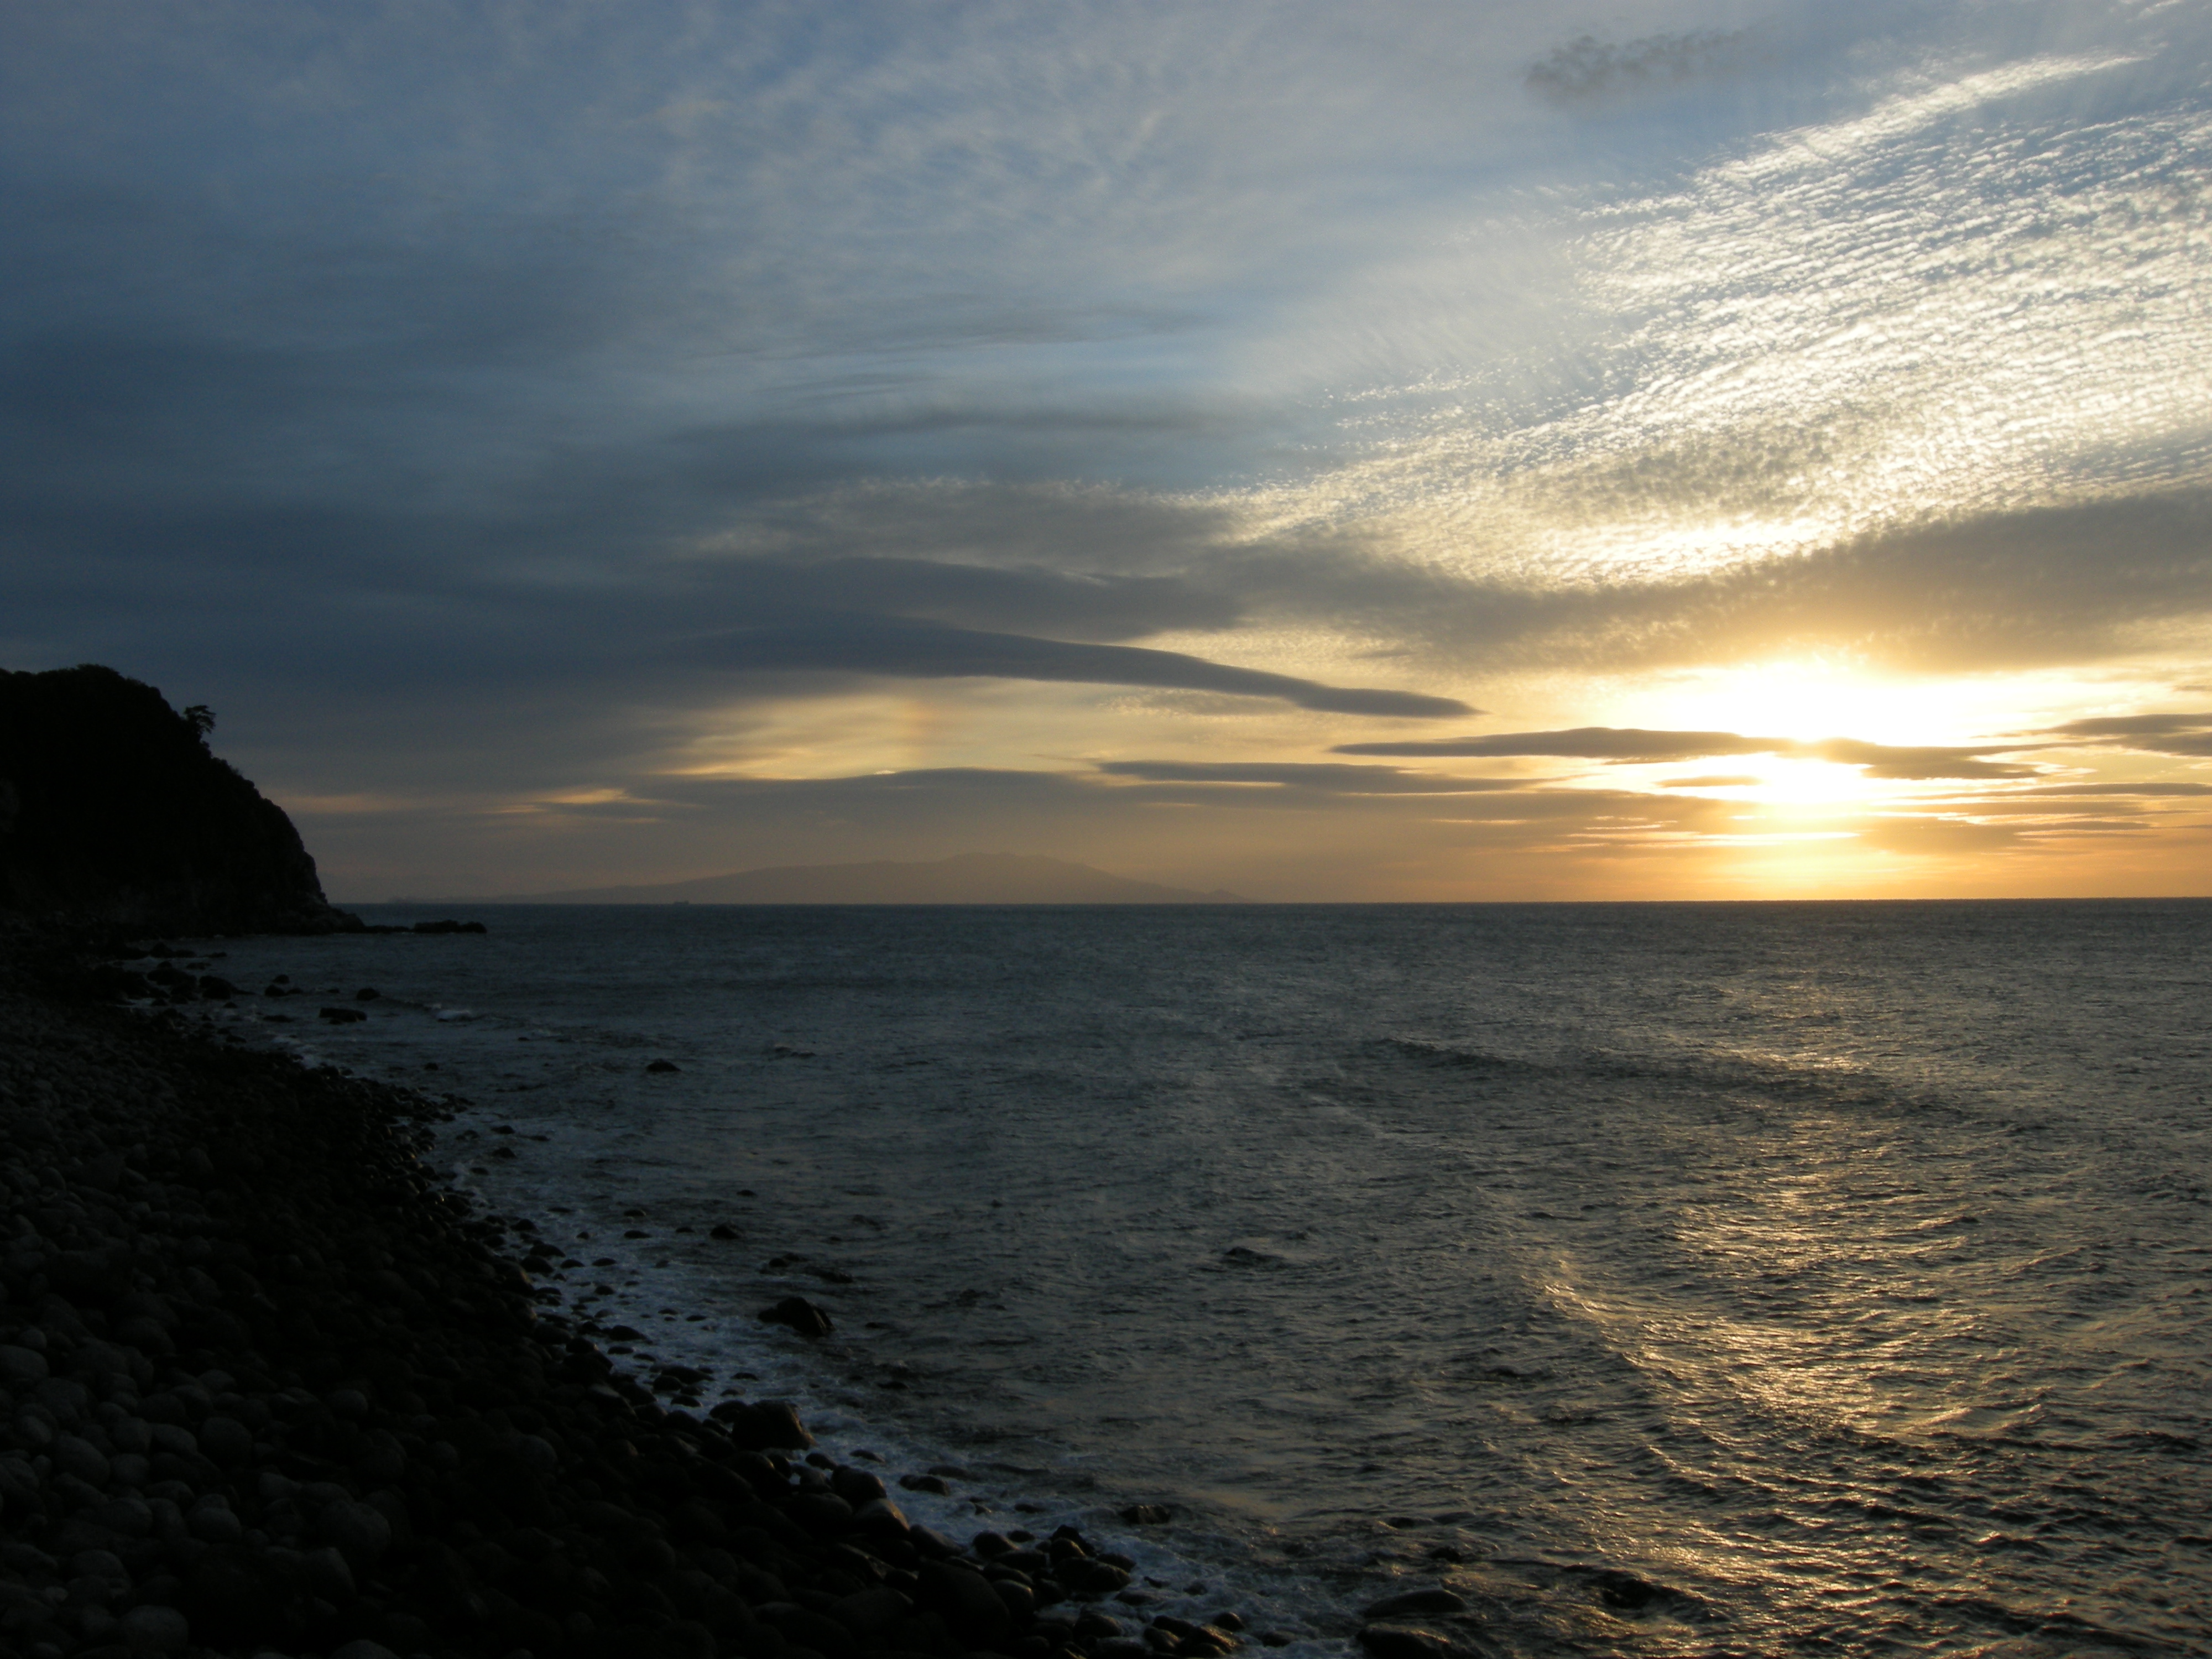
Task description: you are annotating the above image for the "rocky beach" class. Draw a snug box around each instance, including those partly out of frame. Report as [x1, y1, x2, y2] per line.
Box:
[0, 927, 1375, 1659]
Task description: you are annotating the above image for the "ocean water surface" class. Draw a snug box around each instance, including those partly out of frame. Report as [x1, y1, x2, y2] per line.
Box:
[197, 902, 2211, 1658]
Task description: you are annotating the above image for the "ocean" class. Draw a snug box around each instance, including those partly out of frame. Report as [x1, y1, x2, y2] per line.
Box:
[190, 901, 2211, 1657]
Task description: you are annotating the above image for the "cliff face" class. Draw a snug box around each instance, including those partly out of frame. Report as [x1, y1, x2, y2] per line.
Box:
[0, 664, 357, 935]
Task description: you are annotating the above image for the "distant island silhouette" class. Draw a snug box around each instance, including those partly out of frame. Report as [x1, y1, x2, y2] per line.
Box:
[407, 851, 1244, 905]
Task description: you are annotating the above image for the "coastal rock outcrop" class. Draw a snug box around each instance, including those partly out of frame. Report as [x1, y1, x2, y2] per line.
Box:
[0, 664, 361, 936]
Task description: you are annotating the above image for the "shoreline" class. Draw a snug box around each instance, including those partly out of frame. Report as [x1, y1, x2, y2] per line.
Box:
[0, 939, 1381, 1659]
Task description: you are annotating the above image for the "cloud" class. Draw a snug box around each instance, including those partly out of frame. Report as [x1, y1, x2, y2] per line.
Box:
[2031, 712, 2212, 757]
[695, 617, 1472, 717]
[2008, 781, 2212, 797]
[1333, 727, 1772, 762]
[1857, 816, 2023, 854]
[1094, 760, 1528, 793]
[692, 557, 1242, 644]
[1799, 740, 2034, 781]
[6, 0, 2211, 899]
[1524, 30, 1758, 107]
[1333, 727, 2038, 778]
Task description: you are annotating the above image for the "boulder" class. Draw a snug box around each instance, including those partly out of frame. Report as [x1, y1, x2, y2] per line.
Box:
[709, 1399, 815, 1451]
[758, 1295, 834, 1338]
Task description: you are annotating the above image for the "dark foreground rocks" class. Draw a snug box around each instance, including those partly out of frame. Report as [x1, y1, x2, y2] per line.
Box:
[0, 958, 1277, 1659]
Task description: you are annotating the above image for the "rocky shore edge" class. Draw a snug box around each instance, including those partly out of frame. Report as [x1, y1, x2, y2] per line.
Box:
[0, 934, 1484, 1659]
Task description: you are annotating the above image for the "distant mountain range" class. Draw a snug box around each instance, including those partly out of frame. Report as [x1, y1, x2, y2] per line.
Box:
[411, 852, 1243, 905]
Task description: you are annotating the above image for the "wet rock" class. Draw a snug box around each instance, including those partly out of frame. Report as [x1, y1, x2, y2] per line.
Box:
[851, 1496, 911, 1538]
[759, 1294, 835, 1337]
[831, 1465, 888, 1505]
[787, 1491, 854, 1531]
[1121, 1503, 1173, 1525]
[710, 1222, 740, 1240]
[832, 1584, 914, 1644]
[709, 1398, 816, 1451]
[909, 1523, 959, 1558]
[318, 1005, 368, 1024]
[1592, 1568, 1672, 1610]
[1061, 1558, 1135, 1596]
[646, 1058, 681, 1073]
[1362, 1589, 1467, 1621]
[1358, 1626, 1461, 1659]
[0, 1344, 50, 1385]
[918, 1559, 1014, 1645]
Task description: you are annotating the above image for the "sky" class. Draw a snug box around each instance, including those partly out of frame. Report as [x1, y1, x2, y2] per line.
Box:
[4, 1, 2210, 901]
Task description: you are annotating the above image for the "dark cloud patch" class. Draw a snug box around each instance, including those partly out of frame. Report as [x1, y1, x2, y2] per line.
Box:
[1095, 760, 1528, 793]
[1802, 740, 2035, 781]
[695, 618, 1470, 717]
[2031, 712, 2212, 756]
[705, 558, 1240, 644]
[1525, 30, 1759, 107]
[1333, 727, 2037, 778]
[1334, 727, 1770, 762]
[1650, 496, 2212, 674]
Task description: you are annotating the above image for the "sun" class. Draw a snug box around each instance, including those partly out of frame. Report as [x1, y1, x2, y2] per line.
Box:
[1655, 659, 1939, 746]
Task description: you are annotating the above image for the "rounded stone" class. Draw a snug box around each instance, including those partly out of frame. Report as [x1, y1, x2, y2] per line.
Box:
[302, 1543, 356, 1603]
[195, 1415, 253, 1465]
[118, 1603, 190, 1655]
[321, 1497, 393, 1566]
[186, 1501, 243, 1544]
[516, 1433, 558, 1473]
[72, 1547, 128, 1581]
[113, 1315, 175, 1356]
[50, 1431, 111, 1485]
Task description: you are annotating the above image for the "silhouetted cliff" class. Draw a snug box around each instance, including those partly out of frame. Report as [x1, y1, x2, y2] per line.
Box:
[0, 664, 358, 934]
